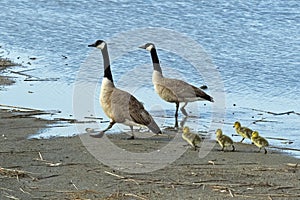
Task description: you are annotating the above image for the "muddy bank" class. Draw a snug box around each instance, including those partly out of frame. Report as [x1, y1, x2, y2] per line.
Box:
[0, 58, 18, 87]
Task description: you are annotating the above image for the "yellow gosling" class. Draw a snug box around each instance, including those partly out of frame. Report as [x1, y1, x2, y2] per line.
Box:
[215, 129, 235, 152]
[233, 121, 253, 142]
[251, 131, 269, 154]
[182, 126, 201, 150]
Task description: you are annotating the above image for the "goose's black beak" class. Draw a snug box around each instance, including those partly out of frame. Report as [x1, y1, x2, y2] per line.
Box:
[88, 43, 96, 47]
[139, 44, 146, 49]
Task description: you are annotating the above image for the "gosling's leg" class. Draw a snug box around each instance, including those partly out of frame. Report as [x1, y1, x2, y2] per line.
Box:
[232, 145, 235, 152]
[264, 148, 267, 154]
[180, 102, 188, 117]
[90, 121, 115, 138]
[240, 137, 245, 143]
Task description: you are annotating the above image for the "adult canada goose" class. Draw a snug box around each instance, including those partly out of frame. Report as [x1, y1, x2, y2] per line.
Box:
[233, 121, 253, 142]
[88, 40, 162, 139]
[215, 129, 235, 152]
[251, 131, 269, 154]
[182, 126, 201, 150]
[139, 43, 214, 128]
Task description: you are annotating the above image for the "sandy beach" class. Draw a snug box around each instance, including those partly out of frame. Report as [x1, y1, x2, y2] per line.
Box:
[1, 109, 300, 200]
[1, 59, 300, 200]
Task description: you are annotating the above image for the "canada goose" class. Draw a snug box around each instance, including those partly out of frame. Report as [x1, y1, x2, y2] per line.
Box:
[251, 131, 269, 154]
[88, 40, 162, 139]
[233, 121, 253, 142]
[215, 129, 235, 152]
[139, 43, 214, 128]
[182, 126, 201, 150]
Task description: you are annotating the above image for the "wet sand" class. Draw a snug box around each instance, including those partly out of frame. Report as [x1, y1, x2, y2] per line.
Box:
[1, 59, 300, 199]
[0, 108, 300, 200]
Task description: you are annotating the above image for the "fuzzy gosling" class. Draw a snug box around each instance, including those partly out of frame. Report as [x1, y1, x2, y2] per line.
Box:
[233, 121, 253, 142]
[182, 126, 201, 150]
[215, 129, 235, 152]
[251, 131, 269, 154]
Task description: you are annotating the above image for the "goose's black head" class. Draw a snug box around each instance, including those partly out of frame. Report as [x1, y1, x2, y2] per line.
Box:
[139, 43, 155, 51]
[88, 40, 106, 49]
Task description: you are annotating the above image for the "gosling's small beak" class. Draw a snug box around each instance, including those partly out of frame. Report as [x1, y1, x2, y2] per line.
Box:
[139, 44, 146, 49]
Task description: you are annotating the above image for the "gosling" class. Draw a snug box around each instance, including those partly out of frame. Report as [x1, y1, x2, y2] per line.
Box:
[233, 121, 253, 142]
[182, 126, 201, 150]
[215, 129, 235, 152]
[251, 131, 269, 154]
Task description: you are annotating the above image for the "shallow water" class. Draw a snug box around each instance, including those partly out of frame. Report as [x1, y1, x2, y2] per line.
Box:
[0, 0, 299, 157]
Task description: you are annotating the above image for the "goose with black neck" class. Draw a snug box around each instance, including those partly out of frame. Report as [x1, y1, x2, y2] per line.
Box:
[139, 43, 214, 128]
[88, 40, 162, 139]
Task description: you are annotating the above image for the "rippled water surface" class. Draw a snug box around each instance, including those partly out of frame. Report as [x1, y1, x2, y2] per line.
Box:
[0, 0, 299, 156]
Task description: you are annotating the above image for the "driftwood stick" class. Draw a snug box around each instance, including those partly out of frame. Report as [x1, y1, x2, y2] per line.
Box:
[242, 107, 299, 116]
[268, 146, 300, 152]
[10, 70, 33, 78]
[0, 104, 42, 112]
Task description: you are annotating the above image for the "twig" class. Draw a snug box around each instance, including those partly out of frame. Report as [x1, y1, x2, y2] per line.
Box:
[19, 187, 31, 195]
[84, 116, 103, 120]
[0, 187, 13, 192]
[3, 195, 19, 200]
[242, 107, 300, 116]
[33, 152, 62, 167]
[10, 70, 32, 78]
[38, 152, 44, 161]
[37, 174, 60, 180]
[104, 171, 125, 179]
[208, 160, 215, 165]
[286, 163, 298, 168]
[104, 171, 139, 185]
[228, 188, 234, 197]
[24, 77, 59, 81]
[124, 193, 148, 200]
[71, 181, 79, 190]
[268, 146, 300, 152]
[0, 104, 42, 112]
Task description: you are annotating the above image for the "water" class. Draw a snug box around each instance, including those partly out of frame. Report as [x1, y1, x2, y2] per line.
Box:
[0, 0, 299, 156]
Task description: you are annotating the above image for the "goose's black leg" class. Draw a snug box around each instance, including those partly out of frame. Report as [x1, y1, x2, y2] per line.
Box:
[90, 121, 116, 138]
[180, 102, 188, 117]
[174, 102, 179, 128]
[127, 126, 135, 140]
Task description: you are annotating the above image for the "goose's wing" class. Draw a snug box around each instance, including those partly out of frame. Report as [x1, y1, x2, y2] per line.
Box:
[111, 88, 161, 134]
[128, 95, 161, 134]
[159, 78, 213, 102]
